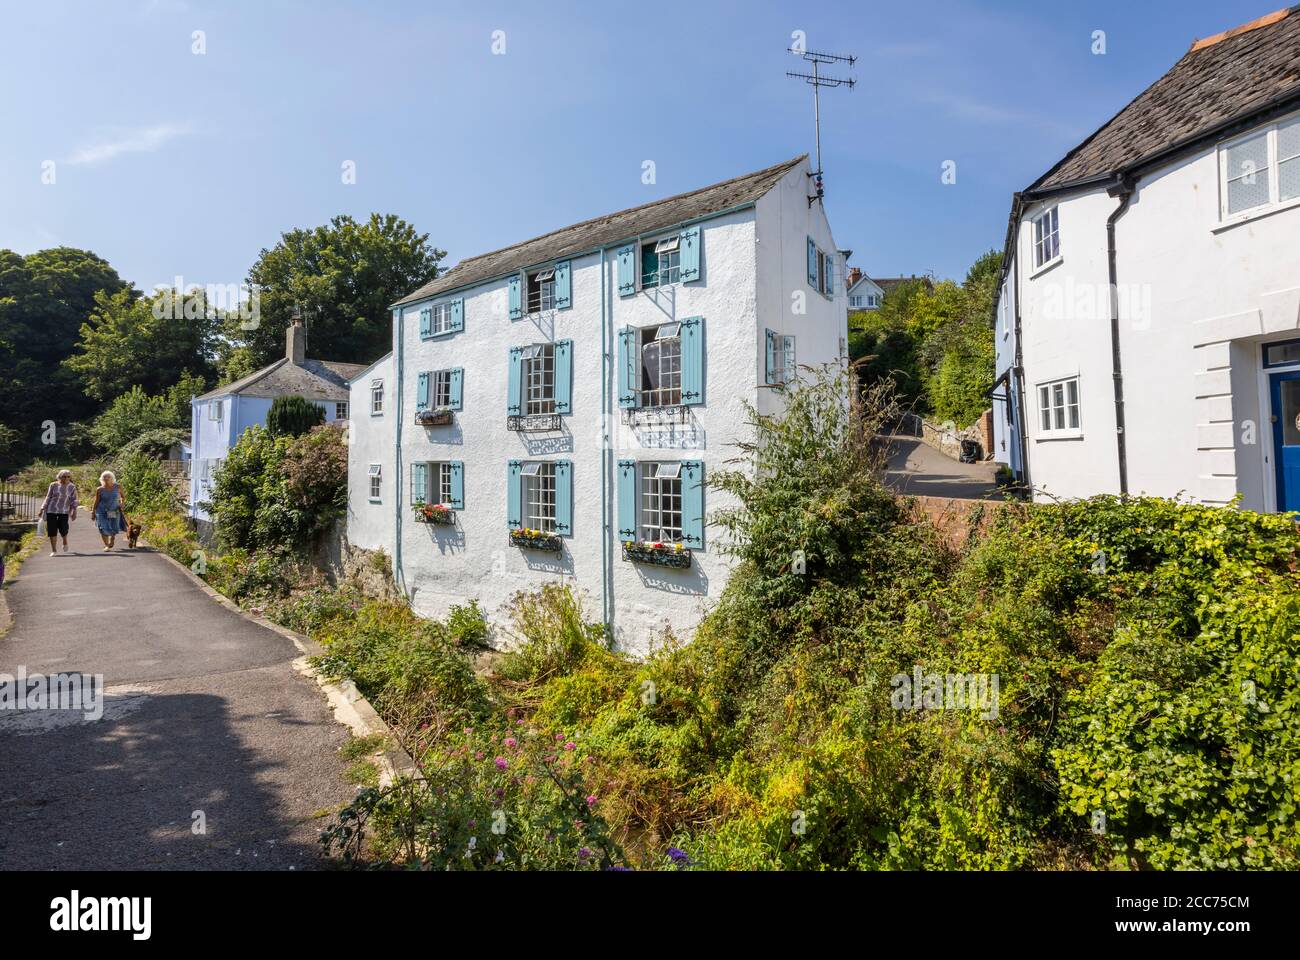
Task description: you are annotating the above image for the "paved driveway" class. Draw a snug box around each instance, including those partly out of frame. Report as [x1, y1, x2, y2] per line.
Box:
[884, 436, 1004, 501]
[0, 515, 356, 870]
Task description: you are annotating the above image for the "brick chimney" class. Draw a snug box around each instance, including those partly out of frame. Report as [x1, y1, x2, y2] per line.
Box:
[286, 319, 306, 364]
[846, 267, 862, 288]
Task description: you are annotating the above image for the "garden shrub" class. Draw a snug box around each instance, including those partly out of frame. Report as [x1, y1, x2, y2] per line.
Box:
[208, 423, 345, 552]
[266, 394, 325, 437]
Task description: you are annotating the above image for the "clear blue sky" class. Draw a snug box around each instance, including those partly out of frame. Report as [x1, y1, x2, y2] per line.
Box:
[0, 0, 1277, 291]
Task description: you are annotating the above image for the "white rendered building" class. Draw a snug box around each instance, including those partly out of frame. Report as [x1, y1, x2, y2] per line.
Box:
[347, 156, 849, 650]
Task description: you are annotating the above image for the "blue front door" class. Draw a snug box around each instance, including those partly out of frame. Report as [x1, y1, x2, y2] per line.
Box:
[1269, 370, 1300, 512]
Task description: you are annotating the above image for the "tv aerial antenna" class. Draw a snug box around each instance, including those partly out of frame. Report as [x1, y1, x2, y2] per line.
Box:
[786, 46, 856, 206]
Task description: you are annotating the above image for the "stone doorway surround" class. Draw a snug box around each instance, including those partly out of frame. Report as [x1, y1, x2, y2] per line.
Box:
[1193, 285, 1300, 507]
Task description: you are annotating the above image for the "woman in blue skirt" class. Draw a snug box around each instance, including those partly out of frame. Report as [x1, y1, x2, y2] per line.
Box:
[90, 470, 128, 551]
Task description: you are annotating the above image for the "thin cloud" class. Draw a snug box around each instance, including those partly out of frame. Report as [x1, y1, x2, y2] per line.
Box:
[68, 124, 190, 166]
[918, 91, 1084, 139]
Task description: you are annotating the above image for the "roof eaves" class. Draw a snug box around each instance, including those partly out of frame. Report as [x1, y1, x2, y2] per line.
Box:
[391, 198, 763, 308]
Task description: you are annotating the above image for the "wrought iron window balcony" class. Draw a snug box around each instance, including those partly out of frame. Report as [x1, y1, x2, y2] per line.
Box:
[507, 413, 562, 432]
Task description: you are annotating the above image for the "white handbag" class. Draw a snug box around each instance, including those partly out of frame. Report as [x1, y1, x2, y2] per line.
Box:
[37, 515, 46, 536]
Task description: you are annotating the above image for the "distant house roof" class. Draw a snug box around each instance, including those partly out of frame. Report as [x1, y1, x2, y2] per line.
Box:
[846, 274, 884, 295]
[394, 155, 808, 306]
[198, 357, 366, 403]
[870, 276, 933, 295]
[1032, 6, 1300, 192]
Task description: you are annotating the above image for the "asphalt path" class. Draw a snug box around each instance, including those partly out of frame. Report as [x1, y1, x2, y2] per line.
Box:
[0, 513, 357, 870]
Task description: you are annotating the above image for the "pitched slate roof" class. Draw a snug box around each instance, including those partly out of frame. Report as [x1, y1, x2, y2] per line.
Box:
[198, 357, 366, 402]
[870, 276, 933, 294]
[394, 156, 807, 306]
[1033, 6, 1300, 191]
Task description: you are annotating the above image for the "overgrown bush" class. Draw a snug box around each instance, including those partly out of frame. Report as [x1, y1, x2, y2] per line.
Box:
[207, 423, 345, 552]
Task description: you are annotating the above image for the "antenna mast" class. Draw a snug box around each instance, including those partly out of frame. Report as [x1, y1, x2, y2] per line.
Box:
[786, 46, 856, 206]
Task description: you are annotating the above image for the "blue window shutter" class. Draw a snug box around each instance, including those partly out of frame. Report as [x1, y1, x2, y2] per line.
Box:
[617, 459, 637, 542]
[555, 459, 573, 536]
[617, 327, 639, 408]
[823, 254, 834, 297]
[765, 329, 777, 384]
[507, 347, 523, 415]
[448, 461, 464, 509]
[506, 460, 522, 528]
[555, 260, 572, 309]
[679, 226, 701, 282]
[449, 368, 463, 411]
[681, 316, 704, 405]
[450, 298, 464, 332]
[807, 237, 818, 288]
[555, 339, 573, 414]
[681, 460, 705, 549]
[617, 244, 636, 297]
[416, 371, 430, 409]
[508, 274, 522, 320]
[410, 462, 427, 504]
[419, 307, 432, 338]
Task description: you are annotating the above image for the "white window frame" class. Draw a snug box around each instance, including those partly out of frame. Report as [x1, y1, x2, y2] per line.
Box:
[850, 295, 863, 308]
[335, 401, 349, 421]
[367, 463, 382, 502]
[527, 269, 556, 313]
[773, 334, 796, 385]
[1036, 376, 1081, 438]
[370, 379, 384, 416]
[639, 323, 683, 408]
[208, 399, 223, 422]
[431, 370, 453, 409]
[523, 343, 556, 415]
[521, 461, 557, 532]
[1218, 110, 1300, 222]
[428, 301, 454, 336]
[414, 461, 454, 506]
[639, 461, 684, 543]
[1032, 206, 1061, 270]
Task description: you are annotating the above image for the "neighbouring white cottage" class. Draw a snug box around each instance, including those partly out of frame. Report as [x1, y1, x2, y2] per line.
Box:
[191, 320, 363, 521]
[992, 8, 1300, 512]
[347, 155, 849, 651]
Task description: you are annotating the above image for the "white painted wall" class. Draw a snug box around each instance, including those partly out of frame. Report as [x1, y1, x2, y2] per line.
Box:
[348, 160, 847, 652]
[346, 354, 395, 552]
[1010, 109, 1300, 510]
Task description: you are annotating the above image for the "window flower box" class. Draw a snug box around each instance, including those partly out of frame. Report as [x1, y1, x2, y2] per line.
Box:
[415, 408, 454, 426]
[510, 527, 562, 552]
[413, 501, 456, 525]
[622, 540, 691, 568]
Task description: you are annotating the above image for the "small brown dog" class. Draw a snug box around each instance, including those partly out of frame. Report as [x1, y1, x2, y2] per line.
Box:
[127, 521, 142, 549]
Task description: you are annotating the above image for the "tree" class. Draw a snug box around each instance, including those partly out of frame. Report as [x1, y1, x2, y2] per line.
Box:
[236, 213, 444, 367]
[88, 371, 204, 454]
[848, 252, 1000, 427]
[0, 247, 126, 455]
[64, 287, 218, 400]
[266, 395, 325, 437]
[89, 387, 175, 452]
